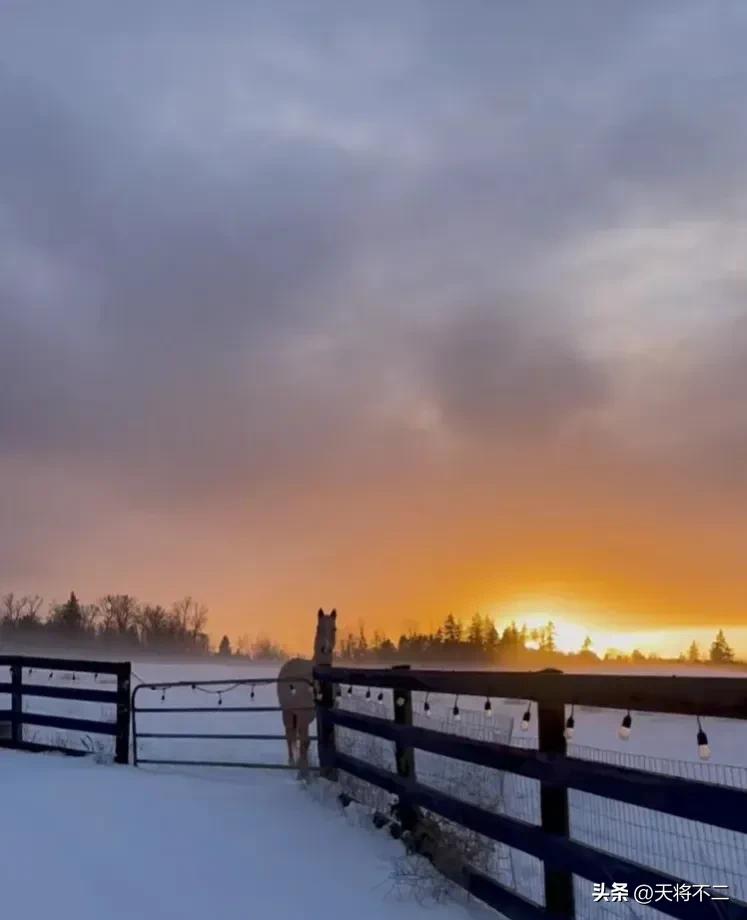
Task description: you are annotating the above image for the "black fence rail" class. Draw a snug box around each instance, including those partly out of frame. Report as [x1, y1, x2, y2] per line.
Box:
[132, 677, 316, 769]
[0, 654, 131, 763]
[314, 665, 747, 920]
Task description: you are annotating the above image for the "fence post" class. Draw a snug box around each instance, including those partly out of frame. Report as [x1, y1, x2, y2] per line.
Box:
[315, 669, 338, 780]
[538, 688, 575, 917]
[10, 660, 22, 747]
[392, 664, 419, 832]
[115, 662, 131, 765]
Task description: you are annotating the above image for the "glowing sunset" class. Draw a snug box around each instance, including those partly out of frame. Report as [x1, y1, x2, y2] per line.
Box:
[2, 4, 747, 663]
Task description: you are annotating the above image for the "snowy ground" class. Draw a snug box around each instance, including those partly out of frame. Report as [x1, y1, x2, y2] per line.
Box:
[2, 658, 747, 919]
[0, 748, 492, 920]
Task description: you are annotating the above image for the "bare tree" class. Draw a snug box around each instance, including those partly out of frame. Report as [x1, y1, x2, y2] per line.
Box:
[96, 594, 140, 646]
[171, 596, 208, 639]
[236, 633, 252, 657]
[1, 593, 43, 628]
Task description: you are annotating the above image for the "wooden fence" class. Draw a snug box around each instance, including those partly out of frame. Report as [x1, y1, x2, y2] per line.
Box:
[0, 655, 131, 764]
[314, 665, 747, 920]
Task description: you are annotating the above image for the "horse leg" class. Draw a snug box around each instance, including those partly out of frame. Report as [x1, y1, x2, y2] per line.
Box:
[297, 719, 311, 780]
[282, 711, 297, 766]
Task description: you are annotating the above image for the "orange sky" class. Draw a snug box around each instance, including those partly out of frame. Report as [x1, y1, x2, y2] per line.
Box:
[3, 6, 747, 658]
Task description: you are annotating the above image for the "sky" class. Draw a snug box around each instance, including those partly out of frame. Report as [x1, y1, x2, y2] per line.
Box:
[2, 2, 747, 655]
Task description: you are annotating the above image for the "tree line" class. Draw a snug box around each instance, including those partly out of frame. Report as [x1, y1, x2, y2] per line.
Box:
[4, 593, 740, 667]
[221, 613, 741, 669]
[2, 590, 291, 661]
[0, 591, 212, 655]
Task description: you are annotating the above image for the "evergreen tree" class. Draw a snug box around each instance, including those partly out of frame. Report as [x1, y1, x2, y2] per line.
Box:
[539, 621, 557, 652]
[467, 612, 484, 647]
[218, 634, 232, 656]
[710, 630, 734, 664]
[51, 591, 85, 635]
[500, 621, 520, 649]
[687, 641, 700, 663]
[482, 614, 499, 652]
[442, 613, 462, 644]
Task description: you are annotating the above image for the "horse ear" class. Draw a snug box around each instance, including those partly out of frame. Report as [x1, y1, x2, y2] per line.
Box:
[330, 609, 337, 620]
[318, 608, 324, 619]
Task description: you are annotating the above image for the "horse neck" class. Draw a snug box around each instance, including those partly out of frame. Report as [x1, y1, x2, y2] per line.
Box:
[312, 651, 332, 668]
[312, 638, 332, 669]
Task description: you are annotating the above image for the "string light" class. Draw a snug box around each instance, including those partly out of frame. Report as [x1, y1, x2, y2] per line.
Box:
[520, 703, 532, 731]
[348, 685, 353, 695]
[452, 696, 461, 721]
[377, 690, 384, 704]
[49, 671, 53, 679]
[565, 705, 575, 741]
[365, 688, 371, 700]
[618, 711, 632, 741]
[218, 692, 223, 706]
[72, 673, 76, 682]
[250, 685, 255, 700]
[160, 688, 166, 702]
[697, 716, 711, 761]
[484, 696, 493, 716]
[423, 693, 431, 717]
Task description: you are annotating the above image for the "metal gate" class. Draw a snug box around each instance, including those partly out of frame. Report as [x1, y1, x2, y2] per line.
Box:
[132, 676, 317, 770]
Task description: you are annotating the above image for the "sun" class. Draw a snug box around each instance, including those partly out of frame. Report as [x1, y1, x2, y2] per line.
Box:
[492, 598, 671, 657]
[511, 613, 591, 653]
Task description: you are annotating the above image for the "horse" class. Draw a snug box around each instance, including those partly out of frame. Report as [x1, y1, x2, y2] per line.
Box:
[277, 608, 336, 777]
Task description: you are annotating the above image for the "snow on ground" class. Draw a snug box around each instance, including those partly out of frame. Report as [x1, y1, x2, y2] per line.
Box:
[0, 748, 491, 920]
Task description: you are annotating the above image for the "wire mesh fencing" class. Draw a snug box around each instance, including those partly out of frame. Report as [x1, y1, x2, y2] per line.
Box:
[332, 690, 747, 919]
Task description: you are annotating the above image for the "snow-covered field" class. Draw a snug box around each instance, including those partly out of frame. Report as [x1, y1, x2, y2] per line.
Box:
[1, 749, 497, 920]
[2, 659, 746, 920]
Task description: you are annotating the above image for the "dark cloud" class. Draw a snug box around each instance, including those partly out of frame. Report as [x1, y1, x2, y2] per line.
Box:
[418, 305, 608, 440]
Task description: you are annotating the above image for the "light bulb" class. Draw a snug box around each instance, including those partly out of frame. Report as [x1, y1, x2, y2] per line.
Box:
[618, 713, 632, 740]
[697, 728, 711, 761]
[452, 705, 460, 721]
[565, 716, 575, 741]
[377, 691, 384, 704]
[484, 698, 493, 716]
[423, 700, 431, 717]
[520, 708, 531, 731]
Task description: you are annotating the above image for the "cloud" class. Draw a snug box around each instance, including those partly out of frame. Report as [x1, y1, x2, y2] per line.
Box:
[2, 1, 747, 638]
